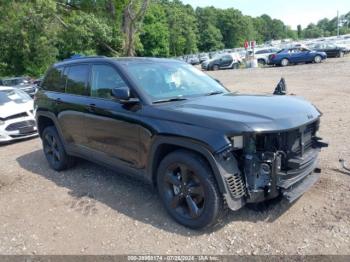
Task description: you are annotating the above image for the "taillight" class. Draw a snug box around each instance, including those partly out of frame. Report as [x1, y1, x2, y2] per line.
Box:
[270, 54, 276, 59]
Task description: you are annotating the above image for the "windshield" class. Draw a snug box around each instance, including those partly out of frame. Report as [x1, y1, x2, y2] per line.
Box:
[124, 62, 228, 102]
[0, 89, 31, 105]
[2, 78, 29, 86]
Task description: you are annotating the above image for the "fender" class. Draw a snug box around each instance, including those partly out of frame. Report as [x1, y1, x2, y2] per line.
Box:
[147, 135, 229, 194]
[35, 111, 67, 149]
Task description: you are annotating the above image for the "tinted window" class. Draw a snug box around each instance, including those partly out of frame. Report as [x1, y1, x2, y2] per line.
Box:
[91, 65, 127, 99]
[221, 55, 232, 62]
[42, 67, 65, 92]
[65, 65, 89, 96]
[255, 50, 268, 54]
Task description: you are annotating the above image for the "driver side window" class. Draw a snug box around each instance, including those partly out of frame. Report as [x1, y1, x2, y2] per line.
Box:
[91, 64, 127, 99]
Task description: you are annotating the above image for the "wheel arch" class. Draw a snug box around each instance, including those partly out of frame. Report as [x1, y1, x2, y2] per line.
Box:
[36, 112, 66, 146]
[147, 136, 227, 194]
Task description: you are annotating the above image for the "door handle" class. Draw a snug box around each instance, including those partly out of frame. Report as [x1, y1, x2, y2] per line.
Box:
[87, 103, 96, 112]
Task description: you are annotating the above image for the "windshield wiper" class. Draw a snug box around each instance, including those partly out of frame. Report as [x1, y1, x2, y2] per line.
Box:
[205, 91, 224, 96]
[153, 97, 188, 104]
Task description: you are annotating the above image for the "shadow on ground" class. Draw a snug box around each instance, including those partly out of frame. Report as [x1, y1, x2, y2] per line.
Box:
[17, 149, 295, 235]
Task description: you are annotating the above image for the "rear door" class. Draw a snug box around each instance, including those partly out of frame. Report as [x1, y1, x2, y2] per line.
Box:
[83, 63, 142, 169]
[55, 64, 91, 148]
[220, 55, 233, 68]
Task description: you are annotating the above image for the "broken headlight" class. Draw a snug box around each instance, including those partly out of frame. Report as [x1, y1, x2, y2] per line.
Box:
[230, 135, 244, 149]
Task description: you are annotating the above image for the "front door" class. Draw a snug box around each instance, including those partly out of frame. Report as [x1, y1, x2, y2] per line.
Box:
[84, 63, 142, 169]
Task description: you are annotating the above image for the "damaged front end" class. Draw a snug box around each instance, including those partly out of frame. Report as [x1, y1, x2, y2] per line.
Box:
[216, 119, 328, 211]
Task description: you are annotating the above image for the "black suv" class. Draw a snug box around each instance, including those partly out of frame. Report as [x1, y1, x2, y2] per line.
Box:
[35, 56, 327, 229]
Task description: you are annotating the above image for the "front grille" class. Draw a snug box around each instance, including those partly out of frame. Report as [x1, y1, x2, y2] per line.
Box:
[5, 120, 35, 131]
[255, 121, 318, 170]
[225, 173, 246, 198]
[0, 112, 28, 121]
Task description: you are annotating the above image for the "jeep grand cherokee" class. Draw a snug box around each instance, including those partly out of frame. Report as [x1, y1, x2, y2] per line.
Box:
[34, 56, 327, 229]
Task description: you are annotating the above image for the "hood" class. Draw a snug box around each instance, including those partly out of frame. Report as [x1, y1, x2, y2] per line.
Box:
[161, 93, 321, 133]
[0, 100, 33, 119]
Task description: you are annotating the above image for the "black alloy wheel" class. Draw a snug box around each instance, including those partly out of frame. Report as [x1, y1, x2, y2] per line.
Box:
[157, 150, 223, 229]
[163, 163, 205, 219]
[42, 126, 75, 171]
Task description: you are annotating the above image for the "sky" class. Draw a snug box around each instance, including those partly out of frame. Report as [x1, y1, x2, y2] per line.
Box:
[181, 0, 350, 29]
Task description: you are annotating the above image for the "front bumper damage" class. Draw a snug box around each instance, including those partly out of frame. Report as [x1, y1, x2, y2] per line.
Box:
[215, 120, 328, 211]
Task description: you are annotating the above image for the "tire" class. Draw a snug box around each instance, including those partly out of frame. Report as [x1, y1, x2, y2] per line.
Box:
[258, 59, 266, 65]
[280, 58, 289, 67]
[157, 150, 223, 229]
[231, 63, 239, 69]
[42, 126, 75, 171]
[212, 64, 219, 71]
[314, 55, 322, 63]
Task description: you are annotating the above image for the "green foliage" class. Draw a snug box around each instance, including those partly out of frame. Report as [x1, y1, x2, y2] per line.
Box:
[0, 0, 349, 77]
[139, 2, 169, 57]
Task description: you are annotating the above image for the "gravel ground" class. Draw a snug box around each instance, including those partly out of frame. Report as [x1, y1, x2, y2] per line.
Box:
[0, 57, 350, 255]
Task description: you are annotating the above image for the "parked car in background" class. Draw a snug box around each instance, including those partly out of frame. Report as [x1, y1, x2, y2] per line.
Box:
[313, 43, 348, 58]
[201, 53, 242, 71]
[198, 53, 210, 63]
[268, 47, 327, 66]
[0, 77, 37, 97]
[251, 48, 280, 65]
[0, 86, 37, 143]
[185, 55, 200, 65]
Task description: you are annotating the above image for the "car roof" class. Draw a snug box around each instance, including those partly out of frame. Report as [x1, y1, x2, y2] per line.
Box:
[53, 56, 183, 68]
[0, 85, 14, 91]
[1, 76, 27, 80]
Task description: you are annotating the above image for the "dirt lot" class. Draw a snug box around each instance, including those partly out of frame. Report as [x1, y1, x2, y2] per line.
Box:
[0, 57, 350, 255]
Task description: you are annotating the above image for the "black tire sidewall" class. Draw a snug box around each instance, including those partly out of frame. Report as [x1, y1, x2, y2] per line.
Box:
[212, 65, 219, 71]
[157, 150, 222, 229]
[42, 126, 71, 171]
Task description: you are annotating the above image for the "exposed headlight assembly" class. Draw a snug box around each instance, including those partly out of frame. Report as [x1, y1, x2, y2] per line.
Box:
[230, 135, 244, 149]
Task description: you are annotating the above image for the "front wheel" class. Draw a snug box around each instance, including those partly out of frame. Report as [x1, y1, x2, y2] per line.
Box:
[157, 150, 223, 229]
[281, 58, 289, 67]
[314, 55, 322, 63]
[212, 64, 219, 71]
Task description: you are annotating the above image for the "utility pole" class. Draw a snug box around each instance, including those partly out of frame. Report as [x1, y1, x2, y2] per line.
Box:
[337, 10, 340, 37]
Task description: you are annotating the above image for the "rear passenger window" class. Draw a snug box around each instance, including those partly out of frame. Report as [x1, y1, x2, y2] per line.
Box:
[65, 65, 90, 96]
[42, 67, 65, 92]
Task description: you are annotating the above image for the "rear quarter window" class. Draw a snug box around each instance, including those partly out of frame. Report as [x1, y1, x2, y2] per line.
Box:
[41, 67, 65, 92]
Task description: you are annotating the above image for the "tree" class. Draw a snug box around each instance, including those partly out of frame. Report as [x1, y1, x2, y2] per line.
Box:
[122, 0, 150, 56]
[0, 0, 59, 76]
[139, 2, 169, 57]
[196, 7, 224, 51]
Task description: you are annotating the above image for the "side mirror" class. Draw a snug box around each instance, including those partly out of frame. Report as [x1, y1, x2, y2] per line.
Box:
[111, 87, 139, 103]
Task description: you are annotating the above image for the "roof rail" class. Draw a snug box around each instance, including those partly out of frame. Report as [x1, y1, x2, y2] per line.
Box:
[63, 55, 107, 61]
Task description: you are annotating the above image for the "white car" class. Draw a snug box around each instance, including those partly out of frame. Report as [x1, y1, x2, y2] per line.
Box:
[0, 86, 37, 143]
[249, 48, 280, 65]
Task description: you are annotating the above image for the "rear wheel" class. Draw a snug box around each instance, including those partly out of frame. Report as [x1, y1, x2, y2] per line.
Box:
[42, 126, 75, 171]
[212, 64, 219, 71]
[258, 59, 266, 65]
[314, 55, 322, 63]
[281, 58, 289, 67]
[157, 150, 223, 229]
